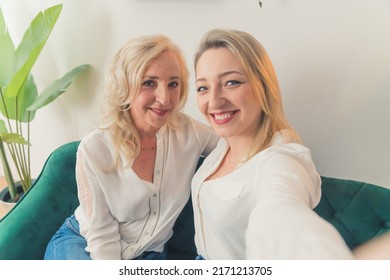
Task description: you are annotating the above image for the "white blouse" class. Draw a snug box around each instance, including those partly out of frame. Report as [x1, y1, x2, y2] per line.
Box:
[192, 131, 354, 260]
[74, 113, 219, 259]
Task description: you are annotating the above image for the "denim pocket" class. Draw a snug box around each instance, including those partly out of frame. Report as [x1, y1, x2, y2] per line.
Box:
[65, 214, 82, 236]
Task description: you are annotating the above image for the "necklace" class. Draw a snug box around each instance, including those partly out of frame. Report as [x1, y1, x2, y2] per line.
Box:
[140, 136, 157, 151]
[141, 146, 155, 151]
[227, 149, 236, 170]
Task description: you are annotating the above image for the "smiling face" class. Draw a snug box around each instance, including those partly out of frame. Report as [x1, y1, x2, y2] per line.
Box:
[195, 47, 262, 142]
[130, 50, 181, 135]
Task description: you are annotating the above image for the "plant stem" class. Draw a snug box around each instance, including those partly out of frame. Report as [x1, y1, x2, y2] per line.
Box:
[0, 140, 17, 201]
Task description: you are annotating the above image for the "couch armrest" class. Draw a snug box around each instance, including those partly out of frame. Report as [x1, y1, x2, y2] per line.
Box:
[0, 141, 80, 260]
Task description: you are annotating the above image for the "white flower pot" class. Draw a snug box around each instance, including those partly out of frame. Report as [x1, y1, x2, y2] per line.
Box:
[0, 200, 16, 220]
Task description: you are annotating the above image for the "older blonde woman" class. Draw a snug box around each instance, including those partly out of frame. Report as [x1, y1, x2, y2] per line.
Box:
[44, 35, 218, 260]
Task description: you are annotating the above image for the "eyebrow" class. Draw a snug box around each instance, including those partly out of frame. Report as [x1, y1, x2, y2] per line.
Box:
[196, 70, 245, 83]
[143, 75, 180, 80]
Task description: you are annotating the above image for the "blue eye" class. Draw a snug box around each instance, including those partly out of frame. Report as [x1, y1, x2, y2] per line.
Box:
[142, 80, 155, 87]
[225, 80, 241, 86]
[196, 86, 208, 93]
[169, 81, 179, 88]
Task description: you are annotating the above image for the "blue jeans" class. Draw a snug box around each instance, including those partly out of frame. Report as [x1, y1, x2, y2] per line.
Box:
[44, 214, 167, 260]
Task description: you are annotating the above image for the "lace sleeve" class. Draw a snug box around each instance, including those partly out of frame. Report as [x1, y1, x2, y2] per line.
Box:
[76, 150, 95, 218]
[74, 132, 122, 260]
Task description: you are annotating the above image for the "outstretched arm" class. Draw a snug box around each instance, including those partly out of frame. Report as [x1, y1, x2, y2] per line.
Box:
[353, 232, 390, 260]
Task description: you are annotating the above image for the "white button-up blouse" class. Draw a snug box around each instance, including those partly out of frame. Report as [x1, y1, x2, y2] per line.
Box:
[74, 113, 219, 259]
[192, 131, 354, 259]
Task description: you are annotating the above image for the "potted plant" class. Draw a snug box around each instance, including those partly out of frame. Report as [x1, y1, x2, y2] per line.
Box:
[0, 4, 89, 203]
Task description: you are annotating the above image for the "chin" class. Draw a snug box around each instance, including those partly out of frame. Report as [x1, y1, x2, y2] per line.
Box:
[212, 130, 230, 139]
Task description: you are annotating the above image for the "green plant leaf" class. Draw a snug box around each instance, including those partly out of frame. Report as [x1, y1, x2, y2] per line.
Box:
[0, 8, 16, 86]
[27, 64, 89, 111]
[0, 4, 88, 195]
[0, 119, 7, 133]
[0, 132, 30, 145]
[4, 4, 62, 98]
[0, 74, 38, 122]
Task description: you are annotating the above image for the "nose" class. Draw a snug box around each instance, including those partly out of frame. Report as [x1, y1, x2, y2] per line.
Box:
[155, 85, 169, 106]
[208, 87, 225, 109]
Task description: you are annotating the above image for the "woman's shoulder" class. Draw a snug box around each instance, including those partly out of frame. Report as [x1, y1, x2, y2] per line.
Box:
[253, 132, 321, 202]
[78, 129, 114, 154]
[259, 130, 311, 160]
[255, 140, 315, 176]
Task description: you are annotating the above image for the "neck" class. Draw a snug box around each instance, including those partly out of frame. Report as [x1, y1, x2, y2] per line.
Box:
[226, 148, 243, 170]
[140, 134, 157, 151]
[226, 135, 253, 163]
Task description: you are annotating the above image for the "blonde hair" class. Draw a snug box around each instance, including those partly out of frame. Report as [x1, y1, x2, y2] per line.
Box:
[194, 29, 301, 160]
[98, 35, 189, 167]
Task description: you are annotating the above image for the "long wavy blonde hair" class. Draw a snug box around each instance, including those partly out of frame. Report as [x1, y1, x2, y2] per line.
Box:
[194, 29, 301, 161]
[97, 35, 189, 167]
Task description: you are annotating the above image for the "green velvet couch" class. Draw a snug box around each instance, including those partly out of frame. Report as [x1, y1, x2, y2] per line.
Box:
[0, 141, 389, 260]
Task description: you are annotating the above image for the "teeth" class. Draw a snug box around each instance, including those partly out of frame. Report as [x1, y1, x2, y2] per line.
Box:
[214, 112, 233, 120]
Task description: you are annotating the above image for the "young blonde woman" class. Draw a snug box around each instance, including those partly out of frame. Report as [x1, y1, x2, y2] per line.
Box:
[44, 35, 218, 260]
[191, 29, 354, 259]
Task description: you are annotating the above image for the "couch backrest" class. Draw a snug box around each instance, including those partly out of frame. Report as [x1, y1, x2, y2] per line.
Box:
[314, 176, 390, 249]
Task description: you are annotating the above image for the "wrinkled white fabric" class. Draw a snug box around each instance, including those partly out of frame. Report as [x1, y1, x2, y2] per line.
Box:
[74, 113, 219, 259]
[192, 130, 353, 260]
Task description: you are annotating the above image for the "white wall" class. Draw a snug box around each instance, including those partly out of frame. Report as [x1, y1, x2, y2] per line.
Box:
[1, 0, 389, 187]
